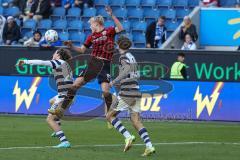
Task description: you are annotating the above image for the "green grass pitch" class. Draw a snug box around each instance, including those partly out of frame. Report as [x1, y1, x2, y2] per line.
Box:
[0, 115, 239, 160]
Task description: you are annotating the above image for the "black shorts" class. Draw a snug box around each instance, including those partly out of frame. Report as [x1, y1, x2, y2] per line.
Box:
[79, 57, 111, 84]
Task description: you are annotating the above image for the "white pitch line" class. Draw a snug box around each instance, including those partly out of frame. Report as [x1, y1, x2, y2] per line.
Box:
[0, 142, 240, 150]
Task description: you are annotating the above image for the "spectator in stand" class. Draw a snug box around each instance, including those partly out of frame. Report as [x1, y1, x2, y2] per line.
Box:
[0, 16, 6, 45]
[51, 0, 62, 7]
[199, 0, 219, 7]
[179, 16, 198, 42]
[29, 0, 51, 22]
[236, 0, 240, 8]
[181, 34, 197, 50]
[13, 0, 34, 21]
[2, 16, 21, 45]
[62, 0, 74, 10]
[24, 31, 43, 47]
[146, 16, 167, 48]
[74, 0, 94, 9]
[39, 36, 62, 48]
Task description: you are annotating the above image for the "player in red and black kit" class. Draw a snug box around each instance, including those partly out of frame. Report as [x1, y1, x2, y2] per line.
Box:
[49, 7, 123, 126]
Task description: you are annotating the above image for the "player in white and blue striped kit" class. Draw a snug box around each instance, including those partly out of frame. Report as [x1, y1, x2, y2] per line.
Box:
[17, 48, 73, 148]
[106, 36, 155, 156]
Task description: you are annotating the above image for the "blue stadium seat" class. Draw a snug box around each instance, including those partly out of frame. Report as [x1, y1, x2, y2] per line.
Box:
[125, 0, 141, 7]
[104, 20, 114, 27]
[143, 8, 160, 20]
[22, 19, 37, 32]
[97, 8, 110, 18]
[53, 19, 67, 32]
[69, 32, 86, 46]
[219, 0, 235, 7]
[51, 7, 66, 22]
[3, 7, 20, 17]
[21, 30, 33, 38]
[176, 9, 190, 19]
[141, 0, 156, 7]
[156, 0, 172, 8]
[172, 0, 188, 8]
[94, 0, 109, 7]
[109, 0, 125, 7]
[127, 8, 144, 20]
[113, 8, 127, 20]
[133, 33, 146, 47]
[38, 19, 52, 29]
[66, 7, 81, 21]
[166, 20, 180, 31]
[188, 0, 199, 8]
[121, 20, 131, 32]
[58, 32, 69, 41]
[67, 20, 83, 33]
[37, 19, 52, 35]
[82, 8, 96, 20]
[0, 7, 3, 15]
[161, 9, 176, 19]
[131, 21, 147, 32]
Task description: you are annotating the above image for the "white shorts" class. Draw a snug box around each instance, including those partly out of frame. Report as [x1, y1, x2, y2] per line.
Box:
[49, 95, 64, 110]
[111, 96, 141, 113]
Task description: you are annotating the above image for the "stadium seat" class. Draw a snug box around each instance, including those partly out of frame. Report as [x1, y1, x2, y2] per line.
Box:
[51, 7, 66, 22]
[172, 0, 188, 8]
[69, 32, 86, 46]
[131, 21, 147, 32]
[38, 19, 52, 29]
[156, 0, 172, 8]
[22, 19, 37, 33]
[125, 0, 141, 7]
[67, 20, 83, 33]
[113, 8, 127, 20]
[37, 19, 52, 35]
[166, 20, 180, 31]
[133, 33, 146, 47]
[21, 30, 33, 38]
[127, 8, 144, 20]
[0, 7, 3, 15]
[161, 9, 176, 19]
[58, 32, 69, 41]
[96, 8, 110, 18]
[109, 0, 125, 7]
[143, 8, 160, 22]
[121, 20, 131, 32]
[219, 0, 235, 7]
[66, 7, 81, 21]
[176, 9, 190, 19]
[82, 8, 96, 21]
[141, 0, 156, 8]
[94, 0, 109, 7]
[104, 20, 114, 27]
[53, 19, 67, 32]
[3, 7, 20, 17]
[188, 0, 199, 8]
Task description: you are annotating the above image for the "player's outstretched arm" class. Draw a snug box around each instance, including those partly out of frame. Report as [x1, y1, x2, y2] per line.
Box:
[16, 59, 63, 69]
[64, 40, 87, 54]
[105, 6, 123, 33]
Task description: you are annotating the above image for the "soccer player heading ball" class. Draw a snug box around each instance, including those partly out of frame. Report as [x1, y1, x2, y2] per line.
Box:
[107, 35, 155, 156]
[16, 49, 73, 148]
[50, 6, 123, 127]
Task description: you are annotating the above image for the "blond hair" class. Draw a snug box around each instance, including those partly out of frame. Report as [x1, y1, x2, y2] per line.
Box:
[88, 15, 104, 25]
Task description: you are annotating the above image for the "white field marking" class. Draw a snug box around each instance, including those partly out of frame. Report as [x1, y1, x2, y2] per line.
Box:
[0, 142, 240, 150]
